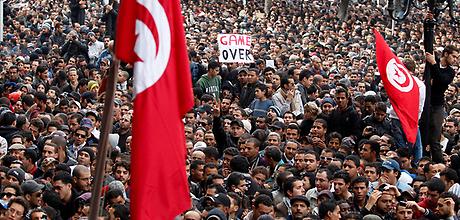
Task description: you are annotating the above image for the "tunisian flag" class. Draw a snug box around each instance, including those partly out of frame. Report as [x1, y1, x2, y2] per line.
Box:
[116, 0, 193, 219]
[374, 29, 419, 144]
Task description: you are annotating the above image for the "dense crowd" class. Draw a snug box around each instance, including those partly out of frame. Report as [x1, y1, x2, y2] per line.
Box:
[181, 0, 460, 220]
[0, 0, 131, 219]
[0, 0, 459, 219]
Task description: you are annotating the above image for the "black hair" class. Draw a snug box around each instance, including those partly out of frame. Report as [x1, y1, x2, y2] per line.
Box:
[230, 156, 250, 173]
[190, 160, 205, 171]
[254, 194, 273, 208]
[265, 146, 282, 162]
[440, 168, 459, 183]
[53, 171, 72, 184]
[203, 147, 219, 161]
[351, 176, 369, 187]
[318, 200, 338, 219]
[282, 177, 301, 196]
[344, 155, 360, 167]
[223, 147, 240, 156]
[426, 178, 446, 194]
[226, 172, 245, 190]
[333, 170, 351, 184]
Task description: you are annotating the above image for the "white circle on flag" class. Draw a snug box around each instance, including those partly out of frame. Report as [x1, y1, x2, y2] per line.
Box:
[385, 58, 414, 93]
[133, 0, 171, 96]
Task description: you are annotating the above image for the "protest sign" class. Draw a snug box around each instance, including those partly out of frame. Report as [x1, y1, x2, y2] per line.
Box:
[218, 34, 254, 63]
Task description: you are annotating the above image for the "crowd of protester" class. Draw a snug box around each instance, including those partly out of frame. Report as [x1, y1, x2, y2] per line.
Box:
[0, 0, 459, 218]
[0, 0, 131, 219]
[182, 0, 460, 219]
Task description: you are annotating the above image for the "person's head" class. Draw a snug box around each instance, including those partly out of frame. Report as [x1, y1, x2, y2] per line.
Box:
[72, 165, 92, 192]
[310, 119, 327, 138]
[222, 147, 239, 170]
[5, 197, 29, 220]
[381, 159, 401, 185]
[252, 194, 274, 220]
[77, 147, 95, 166]
[7, 168, 25, 185]
[441, 45, 460, 66]
[251, 167, 269, 187]
[52, 171, 73, 202]
[440, 168, 459, 190]
[29, 208, 49, 220]
[112, 161, 130, 185]
[376, 190, 394, 213]
[283, 177, 305, 198]
[285, 123, 300, 140]
[417, 157, 431, 176]
[105, 189, 126, 207]
[42, 142, 59, 160]
[334, 87, 349, 110]
[364, 162, 381, 182]
[1, 184, 21, 203]
[396, 148, 412, 171]
[423, 162, 437, 180]
[290, 196, 310, 220]
[315, 168, 333, 192]
[304, 150, 319, 172]
[207, 61, 220, 77]
[318, 200, 341, 220]
[21, 180, 44, 208]
[395, 201, 414, 220]
[359, 140, 379, 162]
[284, 140, 299, 160]
[241, 138, 260, 160]
[426, 178, 446, 206]
[226, 172, 247, 194]
[351, 176, 369, 202]
[343, 155, 361, 179]
[333, 171, 350, 197]
[435, 192, 458, 218]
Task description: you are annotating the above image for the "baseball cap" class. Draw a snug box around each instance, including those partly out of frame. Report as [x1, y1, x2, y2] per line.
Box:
[450, 108, 460, 115]
[9, 144, 26, 150]
[80, 118, 93, 129]
[21, 180, 44, 194]
[382, 159, 400, 171]
[7, 168, 25, 184]
[270, 121, 285, 130]
[318, 190, 333, 199]
[290, 195, 310, 206]
[230, 119, 244, 128]
[213, 193, 230, 207]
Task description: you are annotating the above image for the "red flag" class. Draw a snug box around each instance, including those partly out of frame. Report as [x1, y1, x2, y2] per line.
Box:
[373, 29, 419, 144]
[116, 0, 193, 219]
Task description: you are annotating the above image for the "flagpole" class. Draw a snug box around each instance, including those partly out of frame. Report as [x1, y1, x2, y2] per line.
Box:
[89, 58, 119, 220]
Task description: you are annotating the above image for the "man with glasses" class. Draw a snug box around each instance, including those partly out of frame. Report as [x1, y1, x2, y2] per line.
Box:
[5, 197, 29, 220]
[21, 180, 44, 209]
[72, 165, 92, 194]
[68, 127, 89, 159]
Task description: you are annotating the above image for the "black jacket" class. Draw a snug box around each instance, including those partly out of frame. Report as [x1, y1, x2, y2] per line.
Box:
[328, 105, 360, 138]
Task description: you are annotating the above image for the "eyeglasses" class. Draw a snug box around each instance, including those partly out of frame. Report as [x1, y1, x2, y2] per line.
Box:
[75, 133, 86, 138]
[321, 156, 333, 161]
[1, 192, 16, 198]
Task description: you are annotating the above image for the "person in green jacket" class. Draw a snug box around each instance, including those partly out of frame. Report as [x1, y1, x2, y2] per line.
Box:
[196, 61, 221, 100]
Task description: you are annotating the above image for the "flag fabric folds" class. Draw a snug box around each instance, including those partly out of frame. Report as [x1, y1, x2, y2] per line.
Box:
[373, 29, 420, 144]
[116, 0, 193, 219]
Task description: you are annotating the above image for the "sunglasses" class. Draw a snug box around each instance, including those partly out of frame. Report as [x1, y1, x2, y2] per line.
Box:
[75, 133, 86, 138]
[321, 156, 333, 161]
[1, 192, 15, 198]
